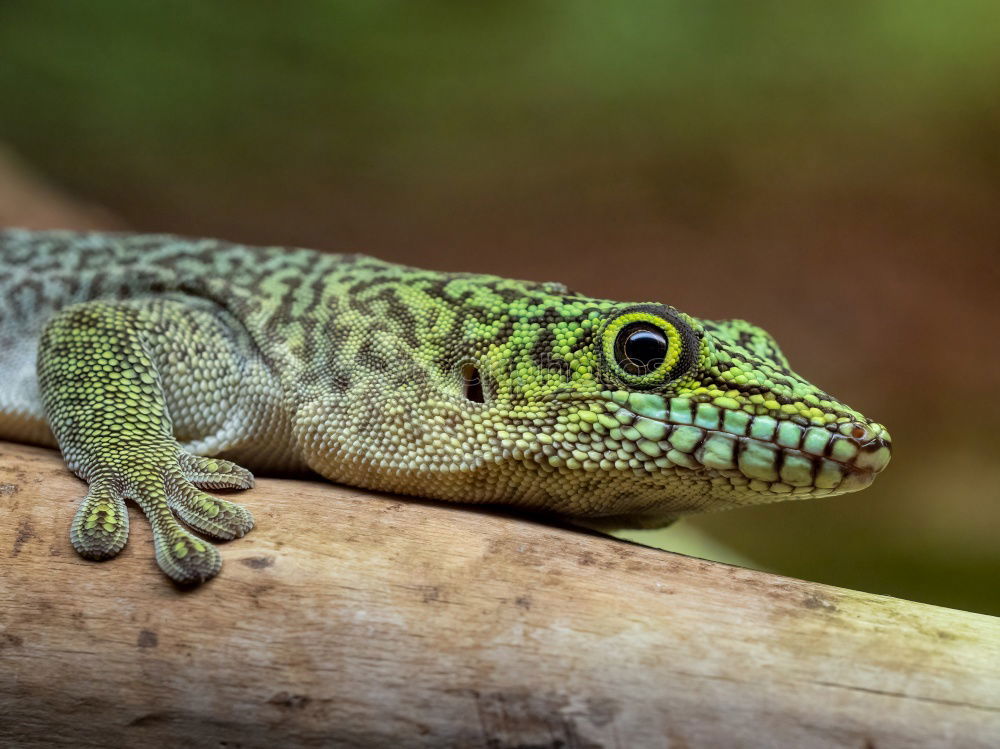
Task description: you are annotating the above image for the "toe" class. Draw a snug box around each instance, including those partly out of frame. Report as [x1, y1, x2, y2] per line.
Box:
[179, 453, 255, 491]
[170, 487, 255, 541]
[154, 528, 222, 584]
[70, 484, 129, 560]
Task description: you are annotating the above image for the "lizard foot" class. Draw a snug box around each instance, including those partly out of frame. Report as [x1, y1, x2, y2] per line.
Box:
[67, 450, 255, 584]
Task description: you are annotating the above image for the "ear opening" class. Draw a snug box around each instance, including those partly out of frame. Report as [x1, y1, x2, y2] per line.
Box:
[461, 363, 485, 404]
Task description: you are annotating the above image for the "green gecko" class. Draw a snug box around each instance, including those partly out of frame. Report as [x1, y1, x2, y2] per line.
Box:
[0, 230, 891, 583]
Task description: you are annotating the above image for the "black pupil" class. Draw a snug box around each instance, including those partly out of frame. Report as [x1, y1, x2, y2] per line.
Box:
[616, 325, 668, 375]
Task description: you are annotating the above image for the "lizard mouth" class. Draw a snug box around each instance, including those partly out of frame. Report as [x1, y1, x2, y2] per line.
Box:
[591, 391, 892, 499]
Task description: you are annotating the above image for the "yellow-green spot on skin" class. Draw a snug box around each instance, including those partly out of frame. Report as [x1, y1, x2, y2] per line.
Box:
[597, 413, 618, 430]
[628, 393, 666, 420]
[637, 439, 661, 457]
[854, 446, 892, 473]
[669, 425, 703, 454]
[815, 459, 844, 489]
[722, 409, 751, 435]
[694, 403, 720, 430]
[610, 390, 629, 405]
[173, 541, 188, 558]
[192, 540, 206, 553]
[102, 522, 116, 533]
[776, 421, 803, 448]
[749, 415, 778, 441]
[738, 441, 780, 482]
[85, 519, 98, 529]
[667, 449, 699, 469]
[802, 427, 831, 456]
[634, 417, 667, 442]
[700, 434, 737, 470]
[830, 438, 859, 463]
[669, 398, 693, 425]
[205, 460, 219, 471]
[712, 396, 740, 410]
[780, 454, 815, 487]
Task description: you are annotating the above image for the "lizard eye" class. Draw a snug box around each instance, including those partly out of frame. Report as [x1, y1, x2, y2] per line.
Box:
[614, 324, 668, 376]
[600, 306, 697, 388]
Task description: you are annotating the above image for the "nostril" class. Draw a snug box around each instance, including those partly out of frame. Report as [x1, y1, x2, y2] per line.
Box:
[838, 421, 892, 447]
[849, 422, 893, 473]
[839, 422, 873, 443]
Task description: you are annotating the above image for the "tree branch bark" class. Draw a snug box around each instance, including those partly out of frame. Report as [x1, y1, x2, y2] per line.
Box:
[1, 441, 997, 748]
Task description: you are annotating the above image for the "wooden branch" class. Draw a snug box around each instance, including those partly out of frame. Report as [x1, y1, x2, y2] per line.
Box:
[1, 442, 998, 747]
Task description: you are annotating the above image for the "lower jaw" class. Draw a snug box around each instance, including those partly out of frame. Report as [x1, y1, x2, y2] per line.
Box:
[709, 464, 876, 501]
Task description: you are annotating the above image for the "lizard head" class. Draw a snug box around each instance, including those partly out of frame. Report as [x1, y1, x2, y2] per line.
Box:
[455, 295, 892, 526]
[296, 269, 890, 527]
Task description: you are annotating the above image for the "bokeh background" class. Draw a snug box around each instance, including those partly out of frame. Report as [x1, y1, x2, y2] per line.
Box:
[1, 2, 997, 614]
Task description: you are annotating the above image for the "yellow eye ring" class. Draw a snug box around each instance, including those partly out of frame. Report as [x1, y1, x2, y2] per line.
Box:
[602, 311, 683, 384]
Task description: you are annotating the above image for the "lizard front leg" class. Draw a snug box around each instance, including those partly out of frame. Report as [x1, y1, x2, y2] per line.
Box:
[38, 300, 255, 583]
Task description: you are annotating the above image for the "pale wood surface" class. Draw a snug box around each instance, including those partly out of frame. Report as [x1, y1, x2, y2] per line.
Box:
[1, 441, 998, 748]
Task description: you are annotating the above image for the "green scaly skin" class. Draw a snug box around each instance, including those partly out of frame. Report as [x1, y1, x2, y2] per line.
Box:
[0, 230, 891, 583]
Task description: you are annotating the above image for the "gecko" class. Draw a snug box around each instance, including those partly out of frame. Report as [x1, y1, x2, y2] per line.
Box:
[0, 230, 891, 583]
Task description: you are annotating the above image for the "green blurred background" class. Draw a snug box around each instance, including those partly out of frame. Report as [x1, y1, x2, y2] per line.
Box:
[1, 2, 997, 614]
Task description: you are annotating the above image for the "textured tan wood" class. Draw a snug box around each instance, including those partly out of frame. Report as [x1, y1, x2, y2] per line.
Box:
[1, 442, 998, 748]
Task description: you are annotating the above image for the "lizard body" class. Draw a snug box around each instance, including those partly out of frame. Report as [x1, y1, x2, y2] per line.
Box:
[0, 229, 891, 582]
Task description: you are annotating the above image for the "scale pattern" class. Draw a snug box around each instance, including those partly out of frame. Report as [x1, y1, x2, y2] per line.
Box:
[0, 230, 892, 583]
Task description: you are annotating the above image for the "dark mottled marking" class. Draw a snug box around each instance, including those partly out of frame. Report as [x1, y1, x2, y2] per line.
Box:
[802, 593, 837, 612]
[530, 325, 571, 378]
[267, 692, 312, 709]
[137, 629, 159, 648]
[12, 520, 33, 555]
[127, 713, 176, 727]
[240, 555, 275, 569]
